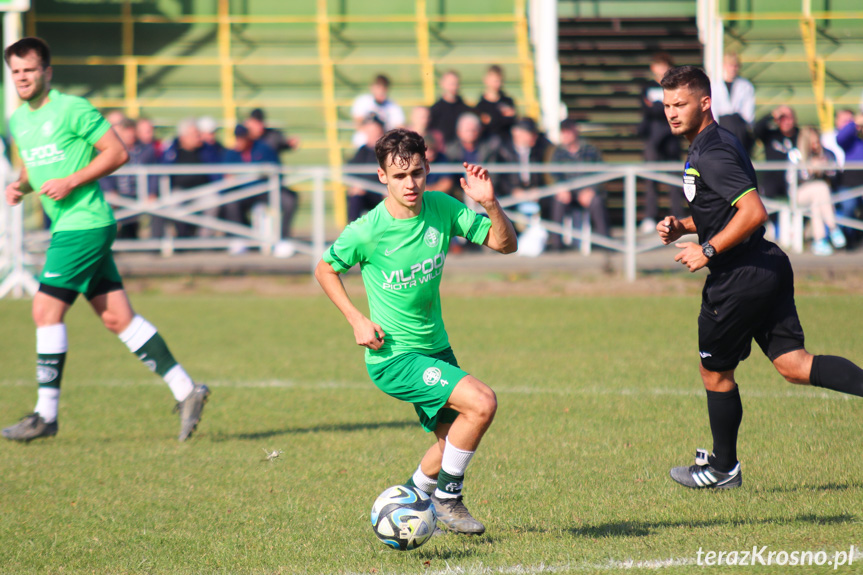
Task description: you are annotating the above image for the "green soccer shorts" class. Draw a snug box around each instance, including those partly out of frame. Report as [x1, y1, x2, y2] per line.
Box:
[39, 224, 124, 303]
[366, 347, 469, 432]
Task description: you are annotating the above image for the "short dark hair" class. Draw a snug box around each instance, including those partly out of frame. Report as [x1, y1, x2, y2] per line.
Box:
[373, 74, 390, 88]
[374, 128, 427, 170]
[660, 65, 711, 97]
[4, 37, 51, 68]
[487, 65, 503, 77]
[650, 52, 674, 67]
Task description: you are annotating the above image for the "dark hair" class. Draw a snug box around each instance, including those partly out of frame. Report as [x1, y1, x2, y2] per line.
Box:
[487, 65, 503, 77]
[374, 128, 427, 169]
[650, 52, 674, 67]
[4, 37, 51, 68]
[660, 65, 711, 97]
[373, 74, 390, 88]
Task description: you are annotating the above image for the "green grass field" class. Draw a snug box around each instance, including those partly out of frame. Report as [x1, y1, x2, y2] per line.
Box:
[1, 286, 862, 574]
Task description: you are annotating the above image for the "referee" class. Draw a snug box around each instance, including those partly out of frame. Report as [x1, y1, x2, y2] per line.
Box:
[657, 66, 863, 489]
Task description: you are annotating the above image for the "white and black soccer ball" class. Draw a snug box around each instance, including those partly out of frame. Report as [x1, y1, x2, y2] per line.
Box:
[370, 485, 437, 550]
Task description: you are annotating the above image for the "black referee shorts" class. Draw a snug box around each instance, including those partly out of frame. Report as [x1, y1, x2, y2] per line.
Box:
[697, 240, 805, 373]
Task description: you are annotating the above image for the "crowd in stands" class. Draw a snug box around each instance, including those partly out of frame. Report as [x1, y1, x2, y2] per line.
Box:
[344, 66, 612, 252]
[66, 60, 863, 257]
[93, 108, 298, 256]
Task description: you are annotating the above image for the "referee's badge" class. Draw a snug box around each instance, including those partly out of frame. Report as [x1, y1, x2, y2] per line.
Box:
[683, 174, 696, 202]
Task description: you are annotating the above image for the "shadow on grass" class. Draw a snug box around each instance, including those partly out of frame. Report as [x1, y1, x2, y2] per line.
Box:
[212, 420, 415, 441]
[763, 482, 863, 493]
[415, 534, 497, 560]
[568, 514, 855, 538]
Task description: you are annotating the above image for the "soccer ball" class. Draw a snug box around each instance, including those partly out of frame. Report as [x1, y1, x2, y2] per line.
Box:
[370, 485, 437, 550]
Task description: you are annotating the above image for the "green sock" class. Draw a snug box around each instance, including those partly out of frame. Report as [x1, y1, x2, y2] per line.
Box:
[134, 332, 178, 377]
[37, 353, 66, 388]
[435, 469, 464, 498]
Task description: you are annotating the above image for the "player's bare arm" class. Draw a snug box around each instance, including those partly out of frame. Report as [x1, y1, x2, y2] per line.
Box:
[39, 126, 129, 201]
[314, 260, 386, 350]
[5, 164, 33, 205]
[459, 162, 517, 254]
[674, 191, 768, 272]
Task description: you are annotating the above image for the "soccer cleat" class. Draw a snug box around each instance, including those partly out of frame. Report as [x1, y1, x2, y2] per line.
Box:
[175, 384, 210, 441]
[2, 413, 58, 442]
[670, 448, 742, 489]
[811, 238, 834, 256]
[431, 494, 486, 535]
[830, 227, 847, 249]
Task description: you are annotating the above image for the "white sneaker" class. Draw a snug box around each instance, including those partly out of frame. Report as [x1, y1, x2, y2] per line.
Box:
[639, 218, 657, 235]
[273, 240, 296, 259]
[228, 239, 247, 256]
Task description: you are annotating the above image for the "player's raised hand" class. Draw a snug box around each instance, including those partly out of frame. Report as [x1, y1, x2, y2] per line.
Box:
[658, 216, 685, 245]
[674, 242, 708, 272]
[5, 180, 24, 206]
[40, 177, 76, 201]
[460, 162, 495, 207]
[352, 316, 386, 350]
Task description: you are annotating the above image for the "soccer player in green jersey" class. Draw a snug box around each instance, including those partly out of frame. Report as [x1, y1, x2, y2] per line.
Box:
[2, 37, 209, 442]
[316, 128, 517, 534]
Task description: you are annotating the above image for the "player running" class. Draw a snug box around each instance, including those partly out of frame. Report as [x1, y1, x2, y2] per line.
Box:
[2, 37, 209, 442]
[316, 128, 517, 534]
[656, 66, 863, 489]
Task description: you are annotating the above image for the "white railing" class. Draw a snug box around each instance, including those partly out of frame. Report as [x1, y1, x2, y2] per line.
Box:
[2, 161, 862, 298]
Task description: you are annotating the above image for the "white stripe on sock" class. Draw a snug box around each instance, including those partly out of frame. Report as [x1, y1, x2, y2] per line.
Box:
[118, 315, 157, 353]
[36, 324, 67, 354]
[34, 387, 60, 423]
[164, 364, 195, 402]
[441, 437, 475, 477]
[411, 465, 438, 494]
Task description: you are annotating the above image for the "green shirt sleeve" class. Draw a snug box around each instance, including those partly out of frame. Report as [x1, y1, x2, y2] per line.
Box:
[442, 193, 492, 245]
[69, 96, 111, 146]
[323, 220, 368, 273]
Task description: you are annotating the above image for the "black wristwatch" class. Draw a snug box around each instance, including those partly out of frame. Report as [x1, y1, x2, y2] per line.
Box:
[701, 241, 716, 259]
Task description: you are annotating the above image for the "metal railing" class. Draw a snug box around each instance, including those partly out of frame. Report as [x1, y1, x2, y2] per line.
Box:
[2, 160, 862, 298]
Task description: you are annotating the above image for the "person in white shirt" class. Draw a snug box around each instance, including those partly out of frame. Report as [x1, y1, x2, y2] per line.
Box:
[351, 74, 405, 147]
[711, 52, 756, 153]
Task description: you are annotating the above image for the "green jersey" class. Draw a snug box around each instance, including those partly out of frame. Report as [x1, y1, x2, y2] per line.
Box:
[9, 89, 114, 232]
[324, 191, 492, 364]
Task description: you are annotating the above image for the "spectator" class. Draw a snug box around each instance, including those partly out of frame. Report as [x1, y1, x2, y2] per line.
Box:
[497, 117, 555, 207]
[754, 105, 799, 200]
[550, 119, 610, 241]
[424, 131, 456, 196]
[161, 119, 212, 238]
[835, 110, 863, 246]
[222, 124, 298, 252]
[444, 112, 499, 170]
[821, 108, 854, 167]
[408, 105, 431, 139]
[429, 70, 473, 145]
[105, 109, 126, 127]
[247, 108, 299, 155]
[345, 115, 386, 222]
[794, 126, 846, 255]
[350, 74, 405, 147]
[101, 117, 159, 239]
[197, 116, 225, 164]
[136, 117, 163, 160]
[711, 52, 755, 154]
[637, 52, 683, 232]
[474, 65, 517, 143]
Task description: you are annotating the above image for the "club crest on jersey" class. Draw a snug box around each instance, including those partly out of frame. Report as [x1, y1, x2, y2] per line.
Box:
[41, 121, 54, 137]
[423, 367, 442, 386]
[424, 227, 441, 248]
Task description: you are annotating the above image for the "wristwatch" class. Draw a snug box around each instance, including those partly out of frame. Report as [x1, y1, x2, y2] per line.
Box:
[701, 241, 716, 259]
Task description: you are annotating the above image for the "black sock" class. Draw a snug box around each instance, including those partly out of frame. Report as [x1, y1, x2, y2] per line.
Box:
[706, 386, 742, 472]
[810, 355, 863, 397]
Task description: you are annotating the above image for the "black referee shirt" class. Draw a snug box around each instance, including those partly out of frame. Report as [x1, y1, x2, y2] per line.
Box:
[684, 122, 764, 269]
